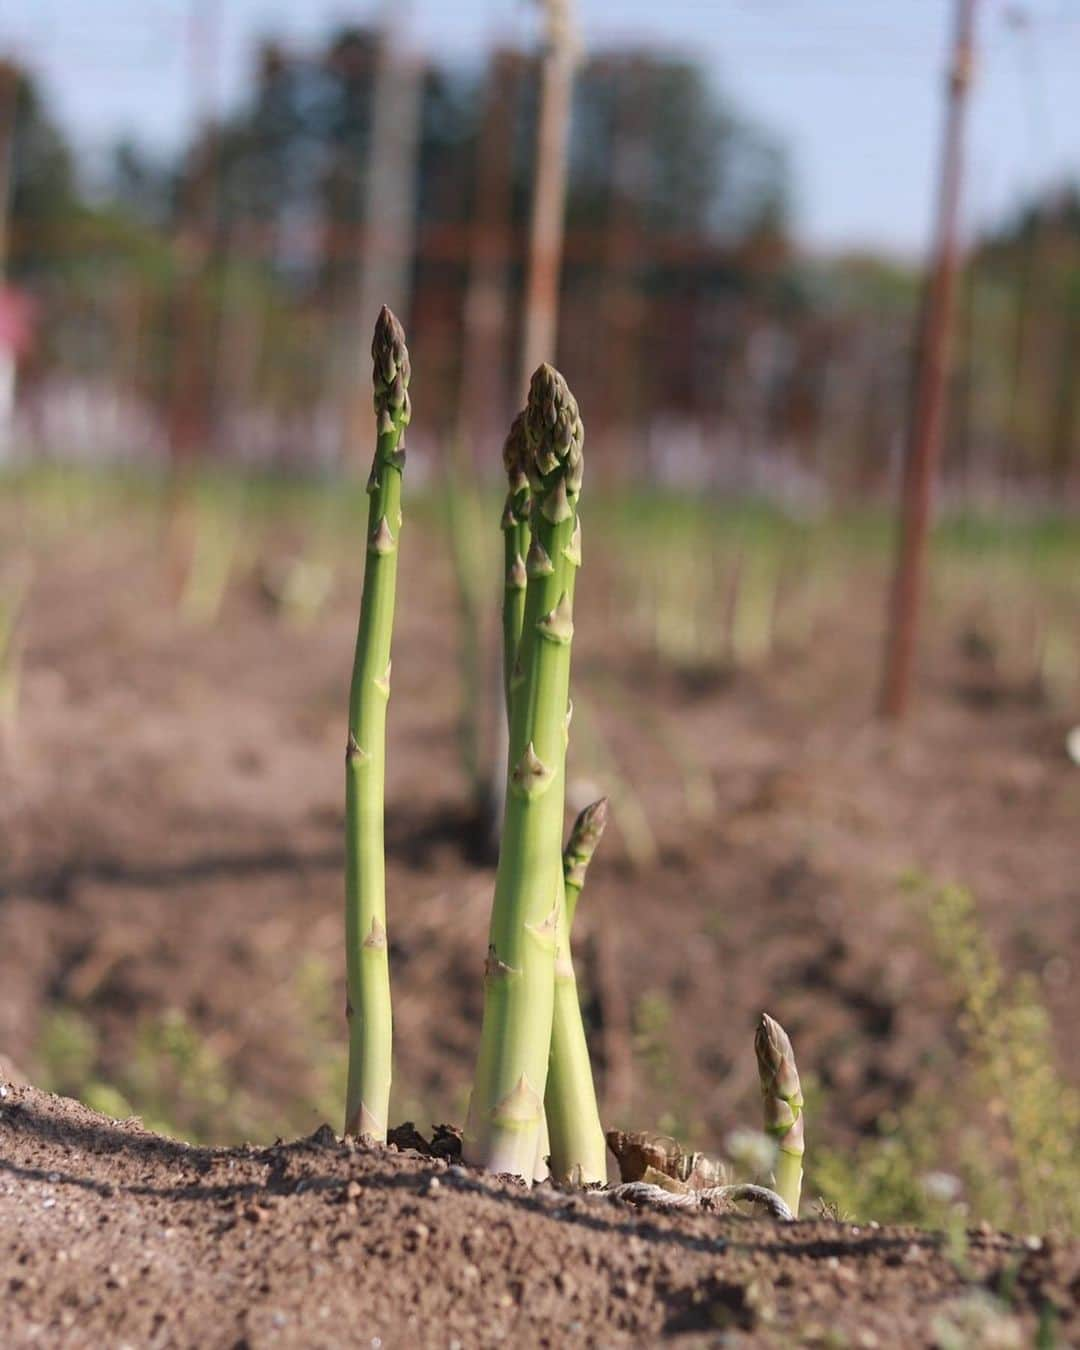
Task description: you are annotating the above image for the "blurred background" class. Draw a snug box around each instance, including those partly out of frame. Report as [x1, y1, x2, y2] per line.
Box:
[0, 0, 1077, 496]
[0, 1, 1078, 1232]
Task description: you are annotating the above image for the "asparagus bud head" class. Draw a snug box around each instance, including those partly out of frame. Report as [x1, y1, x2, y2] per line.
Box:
[754, 1012, 804, 1216]
[372, 305, 412, 436]
[524, 363, 585, 508]
[563, 797, 610, 892]
[502, 411, 531, 506]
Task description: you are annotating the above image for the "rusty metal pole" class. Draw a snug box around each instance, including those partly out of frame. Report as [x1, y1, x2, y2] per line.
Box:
[518, 0, 578, 393]
[879, 0, 978, 720]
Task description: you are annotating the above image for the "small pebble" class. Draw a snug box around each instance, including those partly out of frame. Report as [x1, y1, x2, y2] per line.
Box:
[1023, 1235, 1042, 1251]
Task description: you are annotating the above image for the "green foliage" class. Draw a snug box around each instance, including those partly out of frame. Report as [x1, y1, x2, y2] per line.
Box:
[293, 955, 348, 1130]
[927, 884, 1080, 1234]
[630, 991, 702, 1145]
[34, 981, 355, 1146]
[815, 882, 1080, 1235]
[36, 1006, 250, 1142]
[0, 583, 24, 733]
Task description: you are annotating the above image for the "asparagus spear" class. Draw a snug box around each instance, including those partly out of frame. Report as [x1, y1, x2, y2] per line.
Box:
[561, 797, 609, 927]
[464, 364, 583, 1180]
[344, 306, 411, 1140]
[754, 1012, 804, 1217]
[501, 411, 531, 721]
[545, 797, 610, 1182]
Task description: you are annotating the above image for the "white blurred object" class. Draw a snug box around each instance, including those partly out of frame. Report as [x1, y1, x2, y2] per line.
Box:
[1066, 726, 1080, 766]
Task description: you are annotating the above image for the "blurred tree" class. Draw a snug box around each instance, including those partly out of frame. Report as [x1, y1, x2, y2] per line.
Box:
[2, 60, 78, 281]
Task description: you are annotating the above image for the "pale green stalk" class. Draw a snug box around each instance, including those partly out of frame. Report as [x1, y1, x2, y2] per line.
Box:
[445, 457, 487, 809]
[344, 306, 411, 1140]
[464, 364, 583, 1181]
[754, 1012, 804, 1217]
[545, 796, 609, 1183]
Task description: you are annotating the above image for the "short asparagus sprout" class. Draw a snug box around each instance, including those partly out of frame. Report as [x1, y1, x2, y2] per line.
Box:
[545, 798, 610, 1183]
[562, 797, 609, 926]
[464, 364, 584, 1181]
[754, 1012, 804, 1217]
[344, 306, 411, 1141]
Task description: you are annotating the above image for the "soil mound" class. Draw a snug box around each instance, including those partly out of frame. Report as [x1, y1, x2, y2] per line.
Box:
[2, 1084, 1075, 1347]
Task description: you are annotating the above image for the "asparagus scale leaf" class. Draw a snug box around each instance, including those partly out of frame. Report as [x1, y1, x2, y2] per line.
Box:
[344, 306, 411, 1141]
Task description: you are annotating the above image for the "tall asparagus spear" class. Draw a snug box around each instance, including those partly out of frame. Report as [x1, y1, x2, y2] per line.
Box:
[754, 1012, 804, 1217]
[501, 411, 531, 720]
[464, 364, 583, 1180]
[343, 306, 411, 1140]
[545, 797, 610, 1182]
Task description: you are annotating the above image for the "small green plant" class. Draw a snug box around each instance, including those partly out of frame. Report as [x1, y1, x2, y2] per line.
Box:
[178, 490, 242, 626]
[927, 883, 1080, 1234]
[36, 1005, 252, 1143]
[0, 577, 27, 737]
[815, 880, 1080, 1234]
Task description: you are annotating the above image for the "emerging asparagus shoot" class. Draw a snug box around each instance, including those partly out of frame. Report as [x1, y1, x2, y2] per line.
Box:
[545, 798, 610, 1183]
[464, 365, 584, 1181]
[754, 1012, 805, 1217]
[561, 797, 609, 929]
[344, 306, 411, 1141]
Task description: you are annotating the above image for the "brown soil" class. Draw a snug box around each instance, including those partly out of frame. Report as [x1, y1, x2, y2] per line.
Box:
[1, 501, 1078, 1341]
[2, 1082, 1076, 1348]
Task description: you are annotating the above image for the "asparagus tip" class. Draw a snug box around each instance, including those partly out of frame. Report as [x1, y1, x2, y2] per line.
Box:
[524, 363, 584, 494]
[371, 306, 412, 425]
[754, 1012, 805, 1141]
[502, 410, 529, 494]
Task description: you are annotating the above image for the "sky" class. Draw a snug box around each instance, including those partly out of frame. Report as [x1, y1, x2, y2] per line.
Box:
[5, 0, 1080, 256]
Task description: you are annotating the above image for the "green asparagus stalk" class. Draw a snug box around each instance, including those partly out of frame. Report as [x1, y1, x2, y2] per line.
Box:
[501, 411, 531, 721]
[754, 1012, 804, 1217]
[464, 364, 583, 1180]
[344, 306, 411, 1140]
[545, 797, 610, 1183]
